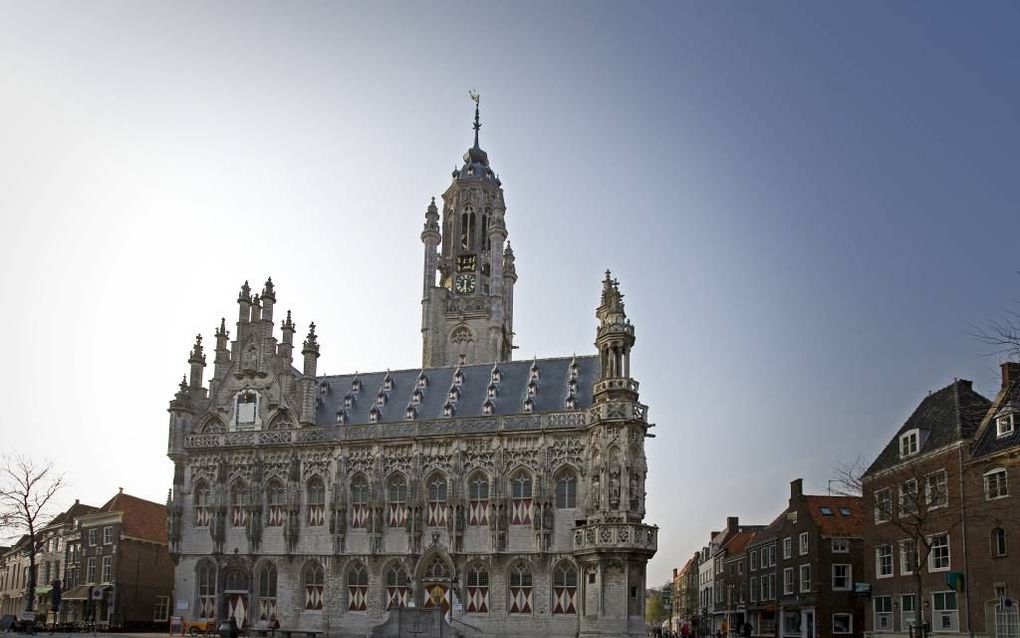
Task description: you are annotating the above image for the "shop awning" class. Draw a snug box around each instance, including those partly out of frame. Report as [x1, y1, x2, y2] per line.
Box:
[35, 586, 52, 596]
[62, 585, 91, 600]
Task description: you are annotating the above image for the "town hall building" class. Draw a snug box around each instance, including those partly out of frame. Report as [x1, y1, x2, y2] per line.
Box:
[166, 101, 658, 638]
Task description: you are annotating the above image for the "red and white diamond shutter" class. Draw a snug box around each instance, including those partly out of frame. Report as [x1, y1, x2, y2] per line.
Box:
[348, 563, 368, 611]
[508, 564, 533, 613]
[466, 565, 489, 613]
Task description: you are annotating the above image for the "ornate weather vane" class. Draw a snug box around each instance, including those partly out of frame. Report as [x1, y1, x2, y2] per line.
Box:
[469, 90, 481, 146]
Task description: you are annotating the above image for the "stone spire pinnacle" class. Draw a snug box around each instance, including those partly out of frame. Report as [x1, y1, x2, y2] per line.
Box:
[469, 90, 481, 149]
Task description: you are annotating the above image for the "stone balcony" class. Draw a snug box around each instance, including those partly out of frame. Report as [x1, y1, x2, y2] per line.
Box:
[572, 522, 658, 556]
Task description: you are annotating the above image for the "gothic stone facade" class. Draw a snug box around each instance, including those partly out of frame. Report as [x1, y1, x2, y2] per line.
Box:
[166, 111, 657, 638]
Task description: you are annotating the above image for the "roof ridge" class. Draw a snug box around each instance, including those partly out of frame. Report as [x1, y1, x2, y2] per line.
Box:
[317, 354, 598, 379]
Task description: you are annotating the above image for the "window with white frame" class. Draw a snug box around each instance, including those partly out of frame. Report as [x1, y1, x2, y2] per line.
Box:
[101, 556, 112, 582]
[991, 527, 1008, 557]
[901, 594, 917, 629]
[88, 529, 97, 546]
[875, 489, 892, 523]
[929, 533, 950, 571]
[985, 469, 1009, 500]
[103, 526, 113, 545]
[926, 470, 948, 508]
[900, 479, 919, 515]
[900, 429, 920, 458]
[769, 545, 775, 566]
[760, 575, 767, 601]
[932, 591, 959, 632]
[875, 596, 893, 632]
[783, 537, 792, 559]
[997, 413, 1015, 438]
[783, 567, 794, 595]
[832, 564, 851, 591]
[876, 545, 893, 577]
[900, 539, 916, 574]
[831, 538, 849, 553]
[799, 564, 811, 593]
[154, 596, 170, 622]
[86, 557, 96, 583]
[799, 532, 809, 556]
[768, 573, 775, 600]
[750, 551, 757, 571]
[750, 577, 758, 603]
[833, 613, 853, 635]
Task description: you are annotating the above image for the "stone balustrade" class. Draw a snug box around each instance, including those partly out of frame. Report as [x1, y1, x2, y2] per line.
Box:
[572, 522, 658, 554]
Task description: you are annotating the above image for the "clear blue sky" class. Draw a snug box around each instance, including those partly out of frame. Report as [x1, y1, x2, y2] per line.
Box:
[1, 1, 1018, 584]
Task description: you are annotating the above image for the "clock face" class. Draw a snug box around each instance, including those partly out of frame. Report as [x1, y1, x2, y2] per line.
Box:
[457, 254, 477, 272]
[455, 274, 476, 294]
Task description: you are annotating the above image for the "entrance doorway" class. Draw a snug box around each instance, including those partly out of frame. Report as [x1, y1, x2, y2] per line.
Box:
[801, 609, 814, 638]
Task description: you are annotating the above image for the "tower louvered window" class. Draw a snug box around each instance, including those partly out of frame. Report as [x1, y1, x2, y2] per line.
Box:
[466, 565, 489, 613]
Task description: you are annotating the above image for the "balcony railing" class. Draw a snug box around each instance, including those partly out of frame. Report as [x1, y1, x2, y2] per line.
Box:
[573, 522, 658, 554]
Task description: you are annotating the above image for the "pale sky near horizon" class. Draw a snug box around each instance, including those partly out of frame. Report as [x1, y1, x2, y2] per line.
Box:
[1, 1, 1019, 584]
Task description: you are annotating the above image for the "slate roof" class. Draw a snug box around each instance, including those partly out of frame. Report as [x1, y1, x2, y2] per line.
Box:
[315, 355, 598, 426]
[971, 380, 1020, 459]
[46, 500, 98, 529]
[92, 492, 168, 544]
[804, 495, 864, 536]
[747, 512, 785, 549]
[721, 530, 757, 558]
[864, 379, 991, 477]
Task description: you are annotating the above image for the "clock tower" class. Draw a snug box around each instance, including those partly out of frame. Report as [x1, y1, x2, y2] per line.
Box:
[420, 95, 517, 367]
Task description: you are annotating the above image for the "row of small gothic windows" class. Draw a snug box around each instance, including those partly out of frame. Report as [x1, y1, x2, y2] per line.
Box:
[192, 470, 580, 524]
[195, 559, 577, 615]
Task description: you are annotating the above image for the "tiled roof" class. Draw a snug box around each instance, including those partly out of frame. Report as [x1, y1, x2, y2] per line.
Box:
[315, 355, 598, 426]
[721, 530, 757, 557]
[747, 512, 785, 548]
[864, 379, 990, 476]
[971, 380, 1020, 459]
[94, 492, 168, 544]
[803, 495, 864, 536]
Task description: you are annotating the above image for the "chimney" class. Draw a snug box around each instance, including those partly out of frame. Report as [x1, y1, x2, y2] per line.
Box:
[790, 478, 803, 500]
[727, 516, 739, 534]
[1002, 362, 1020, 389]
[118, 487, 123, 494]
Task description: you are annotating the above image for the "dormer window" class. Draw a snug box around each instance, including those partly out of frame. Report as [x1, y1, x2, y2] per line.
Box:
[336, 411, 347, 425]
[453, 369, 465, 386]
[343, 394, 354, 409]
[487, 384, 497, 399]
[369, 407, 381, 423]
[482, 400, 494, 415]
[997, 413, 1015, 438]
[529, 363, 540, 381]
[527, 381, 537, 397]
[443, 403, 455, 417]
[566, 395, 577, 410]
[523, 398, 535, 413]
[568, 379, 577, 394]
[569, 363, 579, 380]
[416, 373, 428, 389]
[375, 392, 387, 406]
[383, 375, 394, 392]
[411, 389, 423, 405]
[448, 387, 460, 402]
[318, 382, 330, 396]
[351, 378, 362, 393]
[491, 367, 502, 383]
[900, 429, 920, 458]
[405, 406, 416, 421]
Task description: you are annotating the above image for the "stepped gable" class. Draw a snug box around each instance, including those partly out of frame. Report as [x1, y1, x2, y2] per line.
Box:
[315, 355, 598, 425]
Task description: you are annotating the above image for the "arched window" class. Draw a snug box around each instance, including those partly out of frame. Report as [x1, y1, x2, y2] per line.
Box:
[388, 475, 408, 527]
[466, 564, 489, 613]
[508, 563, 533, 613]
[223, 569, 249, 627]
[266, 480, 285, 527]
[468, 473, 490, 526]
[194, 480, 212, 527]
[231, 481, 249, 527]
[303, 561, 324, 610]
[348, 563, 368, 611]
[427, 475, 448, 526]
[425, 558, 449, 580]
[351, 475, 369, 528]
[552, 562, 578, 614]
[460, 206, 476, 250]
[992, 527, 1008, 557]
[307, 478, 326, 526]
[385, 564, 410, 609]
[256, 563, 277, 621]
[555, 469, 577, 509]
[196, 562, 216, 620]
[510, 471, 533, 525]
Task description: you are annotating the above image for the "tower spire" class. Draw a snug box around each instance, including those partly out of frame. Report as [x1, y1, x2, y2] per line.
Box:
[469, 90, 481, 149]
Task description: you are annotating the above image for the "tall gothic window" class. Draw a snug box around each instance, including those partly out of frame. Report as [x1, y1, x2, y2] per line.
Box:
[306, 478, 326, 526]
[194, 481, 212, 527]
[351, 476, 369, 528]
[348, 563, 368, 611]
[553, 562, 578, 614]
[196, 562, 216, 620]
[510, 471, 533, 525]
[303, 561, 324, 611]
[468, 473, 490, 526]
[388, 475, 408, 527]
[427, 475, 448, 527]
[460, 206, 477, 250]
[466, 564, 489, 613]
[555, 469, 578, 509]
[508, 563, 533, 613]
[256, 563, 277, 621]
[266, 480, 285, 527]
[385, 564, 410, 609]
[230, 481, 249, 527]
[481, 212, 490, 251]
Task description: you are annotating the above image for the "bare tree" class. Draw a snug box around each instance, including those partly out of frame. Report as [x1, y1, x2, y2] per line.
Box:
[969, 279, 1020, 359]
[0, 455, 65, 614]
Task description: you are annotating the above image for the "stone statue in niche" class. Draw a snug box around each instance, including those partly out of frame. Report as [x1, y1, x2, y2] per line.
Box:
[242, 346, 258, 371]
[591, 473, 601, 511]
[629, 471, 641, 511]
[609, 467, 621, 509]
